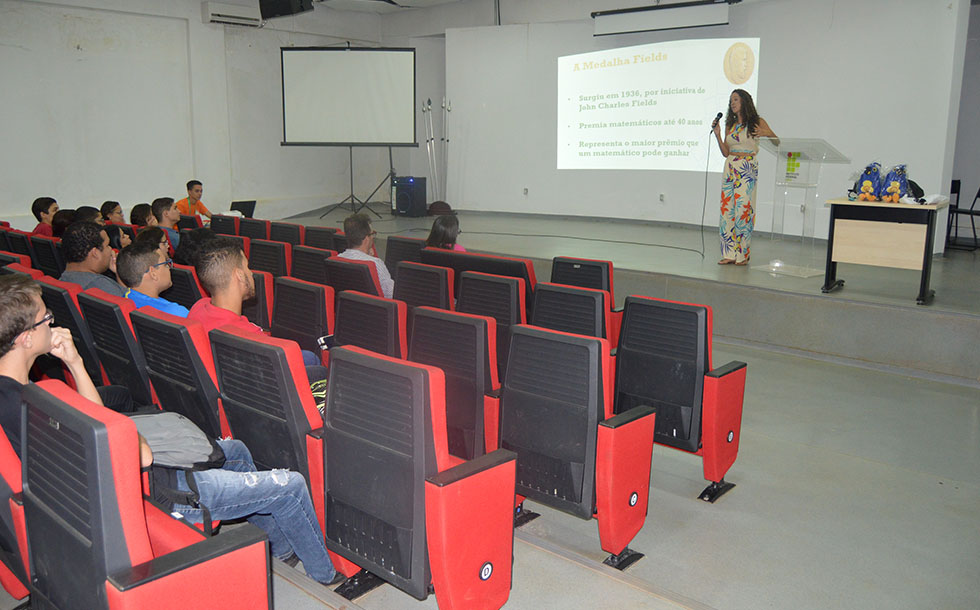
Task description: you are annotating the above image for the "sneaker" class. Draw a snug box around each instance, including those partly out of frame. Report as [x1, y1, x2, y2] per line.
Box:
[322, 571, 347, 587]
[278, 552, 301, 568]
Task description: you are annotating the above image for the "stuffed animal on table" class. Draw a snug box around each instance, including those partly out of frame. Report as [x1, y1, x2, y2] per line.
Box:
[880, 164, 909, 203]
[854, 162, 882, 201]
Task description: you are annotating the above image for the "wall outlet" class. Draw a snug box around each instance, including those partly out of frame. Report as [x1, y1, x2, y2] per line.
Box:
[523, 187, 529, 195]
[659, 193, 666, 203]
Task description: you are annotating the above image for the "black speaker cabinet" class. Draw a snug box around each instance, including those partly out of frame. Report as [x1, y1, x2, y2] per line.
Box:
[260, 0, 312, 20]
[392, 177, 427, 217]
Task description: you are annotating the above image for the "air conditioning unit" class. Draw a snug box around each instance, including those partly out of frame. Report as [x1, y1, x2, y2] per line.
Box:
[202, 2, 262, 27]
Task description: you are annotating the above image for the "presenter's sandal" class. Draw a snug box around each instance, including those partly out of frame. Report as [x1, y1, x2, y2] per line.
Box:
[734, 257, 750, 266]
[718, 258, 736, 265]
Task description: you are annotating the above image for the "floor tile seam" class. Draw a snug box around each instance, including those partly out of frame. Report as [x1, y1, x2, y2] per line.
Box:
[272, 561, 367, 609]
[514, 529, 718, 610]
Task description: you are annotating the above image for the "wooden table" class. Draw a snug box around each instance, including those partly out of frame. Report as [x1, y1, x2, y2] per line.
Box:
[821, 198, 949, 305]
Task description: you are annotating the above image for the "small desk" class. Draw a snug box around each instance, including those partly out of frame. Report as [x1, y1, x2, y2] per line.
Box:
[821, 198, 949, 305]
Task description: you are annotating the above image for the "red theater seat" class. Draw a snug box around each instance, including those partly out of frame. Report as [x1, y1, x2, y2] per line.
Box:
[322, 346, 516, 610]
[160, 263, 206, 310]
[383, 236, 426, 282]
[0, 431, 28, 602]
[177, 214, 204, 231]
[210, 214, 240, 236]
[420, 248, 536, 320]
[20, 380, 271, 609]
[334, 291, 407, 359]
[37, 276, 109, 387]
[289, 245, 335, 286]
[614, 296, 747, 503]
[550, 256, 615, 303]
[325, 257, 383, 299]
[248, 239, 292, 278]
[455, 271, 526, 378]
[0, 250, 32, 269]
[394, 261, 454, 311]
[530, 282, 619, 347]
[269, 221, 305, 246]
[271, 277, 334, 361]
[28, 235, 65, 277]
[303, 226, 338, 251]
[0, 264, 42, 280]
[500, 324, 656, 568]
[242, 269, 273, 331]
[239, 218, 271, 241]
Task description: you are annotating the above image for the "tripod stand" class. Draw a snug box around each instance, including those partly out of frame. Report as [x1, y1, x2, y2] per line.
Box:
[319, 146, 385, 220]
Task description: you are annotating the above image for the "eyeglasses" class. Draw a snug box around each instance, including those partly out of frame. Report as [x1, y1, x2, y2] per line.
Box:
[27, 310, 54, 331]
[151, 258, 174, 269]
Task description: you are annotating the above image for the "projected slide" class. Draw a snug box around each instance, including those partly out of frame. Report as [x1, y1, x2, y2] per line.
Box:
[557, 38, 759, 171]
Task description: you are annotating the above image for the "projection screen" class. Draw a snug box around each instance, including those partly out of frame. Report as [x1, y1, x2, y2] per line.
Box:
[281, 47, 416, 146]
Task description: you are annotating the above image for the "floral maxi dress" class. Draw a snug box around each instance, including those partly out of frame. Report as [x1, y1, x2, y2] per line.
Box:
[719, 123, 758, 263]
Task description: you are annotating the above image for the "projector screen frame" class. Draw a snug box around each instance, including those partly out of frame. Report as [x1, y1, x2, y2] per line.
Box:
[280, 46, 419, 148]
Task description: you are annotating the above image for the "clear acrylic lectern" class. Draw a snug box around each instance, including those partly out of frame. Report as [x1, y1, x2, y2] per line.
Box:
[756, 137, 849, 278]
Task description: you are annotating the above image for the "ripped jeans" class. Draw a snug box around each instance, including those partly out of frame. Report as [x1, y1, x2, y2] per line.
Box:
[172, 439, 336, 584]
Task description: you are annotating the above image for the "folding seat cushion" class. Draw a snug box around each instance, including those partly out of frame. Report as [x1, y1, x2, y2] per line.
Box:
[20, 380, 270, 609]
[177, 214, 204, 230]
[208, 327, 323, 480]
[239, 218, 271, 241]
[408, 307, 499, 460]
[0, 250, 32, 269]
[210, 214, 240, 236]
[269, 221, 305, 246]
[159, 263, 205, 310]
[419, 248, 536, 321]
[500, 325, 656, 564]
[550, 256, 615, 302]
[290, 245, 335, 285]
[37, 276, 108, 386]
[334, 291, 407, 359]
[131, 309, 227, 439]
[303, 226, 338, 251]
[529, 282, 617, 345]
[0, 431, 28, 601]
[248, 239, 292, 278]
[614, 296, 747, 502]
[383, 236, 426, 281]
[28, 235, 65, 277]
[325, 257, 383, 298]
[271, 277, 335, 356]
[0, 264, 42, 279]
[394, 261, 454, 311]
[322, 346, 516, 610]
[455, 271, 526, 377]
[241, 269, 273, 331]
[77, 288, 156, 407]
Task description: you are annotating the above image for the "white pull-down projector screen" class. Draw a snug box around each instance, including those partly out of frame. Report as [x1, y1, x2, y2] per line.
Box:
[557, 37, 759, 171]
[281, 47, 417, 146]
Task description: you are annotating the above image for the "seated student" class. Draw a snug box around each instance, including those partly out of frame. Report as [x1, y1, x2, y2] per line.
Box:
[134, 226, 171, 260]
[75, 206, 103, 225]
[116, 241, 188, 318]
[173, 227, 216, 267]
[425, 213, 466, 252]
[101, 201, 125, 225]
[175, 180, 212, 220]
[151, 197, 181, 248]
[30, 197, 59, 237]
[51, 209, 76, 238]
[58, 221, 126, 297]
[0, 274, 342, 586]
[337, 212, 394, 298]
[130, 203, 157, 227]
[190, 237, 322, 368]
[104, 224, 132, 250]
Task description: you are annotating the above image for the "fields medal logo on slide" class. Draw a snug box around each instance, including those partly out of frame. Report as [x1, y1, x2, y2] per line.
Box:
[723, 42, 755, 85]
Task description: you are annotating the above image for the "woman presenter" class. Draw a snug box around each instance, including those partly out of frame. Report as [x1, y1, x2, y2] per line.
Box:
[712, 89, 776, 265]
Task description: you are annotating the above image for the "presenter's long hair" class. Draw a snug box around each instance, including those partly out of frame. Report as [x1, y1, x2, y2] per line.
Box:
[725, 89, 760, 136]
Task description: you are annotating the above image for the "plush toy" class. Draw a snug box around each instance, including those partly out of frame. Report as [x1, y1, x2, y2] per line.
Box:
[880, 164, 909, 203]
[854, 162, 882, 201]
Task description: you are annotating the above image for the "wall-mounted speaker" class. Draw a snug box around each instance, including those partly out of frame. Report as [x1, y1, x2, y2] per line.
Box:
[392, 176, 427, 217]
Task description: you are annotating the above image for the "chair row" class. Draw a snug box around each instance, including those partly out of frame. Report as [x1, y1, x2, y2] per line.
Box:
[200, 215, 351, 253]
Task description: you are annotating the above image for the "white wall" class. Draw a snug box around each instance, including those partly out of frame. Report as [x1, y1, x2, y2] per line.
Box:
[952, 4, 980, 212]
[0, 0, 382, 229]
[441, 0, 970, 246]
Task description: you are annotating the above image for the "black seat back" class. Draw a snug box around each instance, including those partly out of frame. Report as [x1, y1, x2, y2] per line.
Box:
[248, 239, 291, 278]
[159, 264, 204, 310]
[456, 271, 525, 377]
[239, 218, 270, 241]
[77, 290, 154, 406]
[334, 291, 406, 358]
[210, 214, 239, 236]
[271, 277, 334, 354]
[303, 226, 337, 251]
[28, 236, 64, 277]
[269, 222, 304, 245]
[384, 236, 426, 281]
[177, 214, 203, 231]
[409, 307, 496, 460]
[323, 347, 445, 599]
[394, 261, 454, 311]
[325, 258, 381, 298]
[290, 245, 334, 285]
[420, 248, 536, 318]
[550, 257, 614, 300]
[4, 232, 37, 270]
[614, 296, 709, 453]
[131, 310, 223, 439]
[37, 277, 105, 386]
[530, 282, 607, 339]
[242, 270, 273, 331]
[500, 325, 604, 520]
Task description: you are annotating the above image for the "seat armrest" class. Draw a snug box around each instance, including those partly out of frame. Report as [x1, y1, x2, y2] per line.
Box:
[306, 427, 324, 440]
[486, 388, 501, 399]
[425, 450, 516, 610]
[707, 360, 747, 378]
[107, 524, 268, 592]
[701, 360, 746, 483]
[11, 492, 21, 507]
[599, 405, 654, 429]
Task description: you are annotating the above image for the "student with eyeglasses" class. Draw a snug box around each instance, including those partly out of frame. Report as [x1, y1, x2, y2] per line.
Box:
[116, 241, 189, 318]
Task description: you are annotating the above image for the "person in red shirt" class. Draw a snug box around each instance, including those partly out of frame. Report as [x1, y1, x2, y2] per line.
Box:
[30, 197, 58, 237]
[188, 237, 260, 334]
[175, 180, 212, 220]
